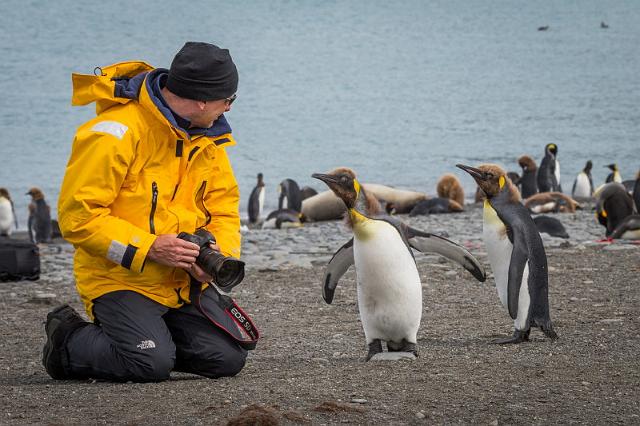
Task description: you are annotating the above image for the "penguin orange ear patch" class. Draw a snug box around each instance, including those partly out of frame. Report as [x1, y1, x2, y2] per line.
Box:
[499, 176, 505, 189]
[353, 179, 361, 194]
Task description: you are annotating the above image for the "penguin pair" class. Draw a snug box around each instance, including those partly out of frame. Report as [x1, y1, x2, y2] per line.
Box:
[0, 188, 18, 237]
[572, 161, 594, 200]
[537, 143, 561, 193]
[313, 168, 486, 360]
[457, 164, 558, 344]
[27, 187, 52, 244]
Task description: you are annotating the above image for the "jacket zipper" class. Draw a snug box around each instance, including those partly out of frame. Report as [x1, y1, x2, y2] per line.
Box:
[195, 181, 211, 226]
[150, 181, 158, 234]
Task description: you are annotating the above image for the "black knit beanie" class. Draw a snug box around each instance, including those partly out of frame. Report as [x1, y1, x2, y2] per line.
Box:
[166, 42, 238, 101]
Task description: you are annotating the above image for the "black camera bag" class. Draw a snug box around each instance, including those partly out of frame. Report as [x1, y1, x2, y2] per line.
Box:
[0, 237, 40, 282]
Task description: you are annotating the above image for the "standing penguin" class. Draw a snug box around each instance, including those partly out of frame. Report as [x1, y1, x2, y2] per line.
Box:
[457, 163, 558, 344]
[278, 178, 303, 213]
[604, 163, 622, 184]
[537, 144, 561, 193]
[517, 155, 538, 199]
[26, 187, 52, 243]
[247, 173, 265, 224]
[572, 160, 594, 200]
[312, 168, 485, 360]
[0, 188, 18, 236]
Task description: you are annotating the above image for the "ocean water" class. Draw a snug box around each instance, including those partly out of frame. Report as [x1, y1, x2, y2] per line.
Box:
[1, 0, 638, 228]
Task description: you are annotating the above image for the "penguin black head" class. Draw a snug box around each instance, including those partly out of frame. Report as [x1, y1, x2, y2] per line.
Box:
[605, 163, 618, 171]
[312, 168, 360, 209]
[456, 163, 519, 201]
[584, 160, 593, 173]
[545, 143, 558, 156]
[0, 188, 10, 200]
[256, 173, 264, 187]
[26, 187, 45, 201]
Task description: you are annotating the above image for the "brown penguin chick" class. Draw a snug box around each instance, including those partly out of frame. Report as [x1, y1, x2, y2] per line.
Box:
[0, 188, 11, 200]
[517, 155, 537, 173]
[437, 173, 465, 207]
[523, 192, 581, 213]
[26, 187, 46, 202]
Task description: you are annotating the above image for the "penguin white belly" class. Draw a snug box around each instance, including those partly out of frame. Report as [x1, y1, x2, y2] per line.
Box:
[258, 188, 265, 217]
[613, 171, 622, 183]
[353, 220, 422, 344]
[0, 198, 13, 235]
[483, 203, 532, 330]
[554, 160, 561, 188]
[573, 173, 591, 198]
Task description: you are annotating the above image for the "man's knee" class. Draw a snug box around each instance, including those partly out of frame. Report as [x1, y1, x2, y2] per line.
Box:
[195, 345, 247, 379]
[127, 350, 175, 382]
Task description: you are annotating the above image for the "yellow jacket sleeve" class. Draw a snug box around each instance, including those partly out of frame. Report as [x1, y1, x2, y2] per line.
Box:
[204, 147, 241, 259]
[58, 122, 157, 273]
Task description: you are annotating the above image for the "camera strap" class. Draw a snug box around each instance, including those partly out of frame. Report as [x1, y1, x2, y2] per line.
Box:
[189, 277, 259, 350]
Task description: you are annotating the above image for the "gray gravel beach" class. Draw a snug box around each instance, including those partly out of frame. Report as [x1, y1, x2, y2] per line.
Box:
[1, 204, 639, 424]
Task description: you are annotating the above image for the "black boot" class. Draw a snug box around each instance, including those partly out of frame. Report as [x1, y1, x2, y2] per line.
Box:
[42, 304, 89, 379]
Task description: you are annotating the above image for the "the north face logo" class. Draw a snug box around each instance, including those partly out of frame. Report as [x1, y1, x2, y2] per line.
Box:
[136, 340, 156, 350]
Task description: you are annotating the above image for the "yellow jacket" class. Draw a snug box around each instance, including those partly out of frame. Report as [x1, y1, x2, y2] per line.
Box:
[59, 61, 241, 319]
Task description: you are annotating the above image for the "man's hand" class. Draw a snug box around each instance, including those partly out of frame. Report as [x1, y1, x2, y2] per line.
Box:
[188, 242, 220, 282]
[147, 234, 200, 269]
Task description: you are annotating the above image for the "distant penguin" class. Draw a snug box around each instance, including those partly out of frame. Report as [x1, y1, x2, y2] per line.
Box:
[278, 179, 302, 213]
[247, 173, 265, 224]
[524, 192, 580, 213]
[263, 208, 302, 229]
[538, 25, 549, 31]
[517, 155, 538, 199]
[313, 168, 485, 360]
[595, 182, 635, 237]
[26, 187, 52, 243]
[633, 172, 640, 213]
[572, 160, 594, 200]
[0, 188, 17, 236]
[600, 21, 609, 29]
[609, 215, 640, 240]
[537, 143, 560, 193]
[436, 173, 465, 207]
[532, 215, 569, 239]
[507, 171, 521, 188]
[457, 163, 558, 344]
[409, 198, 463, 216]
[604, 164, 622, 184]
[299, 186, 318, 201]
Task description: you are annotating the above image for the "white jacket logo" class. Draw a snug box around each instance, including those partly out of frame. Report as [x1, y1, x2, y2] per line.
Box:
[136, 340, 156, 350]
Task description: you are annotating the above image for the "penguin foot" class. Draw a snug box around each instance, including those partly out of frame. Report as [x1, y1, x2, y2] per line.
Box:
[542, 326, 559, 340]
[492, 329, 530, 345]
[388, 339, 419, 357]
[366, 339, 383, 361]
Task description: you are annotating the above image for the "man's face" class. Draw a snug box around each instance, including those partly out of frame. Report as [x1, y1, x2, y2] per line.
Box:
[191, 98, 232, 128]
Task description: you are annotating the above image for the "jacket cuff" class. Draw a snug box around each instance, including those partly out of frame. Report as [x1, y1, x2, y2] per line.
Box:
[127, 233, 157, 273]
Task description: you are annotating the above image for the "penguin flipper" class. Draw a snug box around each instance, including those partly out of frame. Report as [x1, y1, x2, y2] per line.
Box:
[507, 231, 529, 320]
[323, 238, 354, 304]
[405, 226, 486, 282]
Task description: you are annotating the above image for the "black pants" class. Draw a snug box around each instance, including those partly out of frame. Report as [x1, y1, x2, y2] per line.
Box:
[66, 288, 247, 382]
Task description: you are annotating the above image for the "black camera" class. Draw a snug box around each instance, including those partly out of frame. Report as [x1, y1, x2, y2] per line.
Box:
[177, 229, 245, 291]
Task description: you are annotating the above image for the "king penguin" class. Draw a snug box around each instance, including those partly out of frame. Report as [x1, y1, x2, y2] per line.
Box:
[312, 168, 486, 360]
[26, 187, 52, 243]
[247, 173, 265, 224]
[278, 178, 303, 213]
[605, 163, 622, 184]
[457, 163, 558, 344]
[537, 144, 561, 193]
[517, 155, 538, 199]
[595, 182, 635, 237]
[0, 188, 18, 237]
[572, 160, 594, 200]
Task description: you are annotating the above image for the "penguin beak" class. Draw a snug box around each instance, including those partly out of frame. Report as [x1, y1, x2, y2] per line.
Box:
[456, 164, 487, 183]
[311, 173, 339, 185]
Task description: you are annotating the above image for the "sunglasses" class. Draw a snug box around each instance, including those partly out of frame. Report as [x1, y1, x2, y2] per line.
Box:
[225, 93, 237, 105]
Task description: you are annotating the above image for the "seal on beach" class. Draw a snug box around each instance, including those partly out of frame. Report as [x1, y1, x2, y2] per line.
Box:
[572, 160, 594, 200]
[247, 173, 265, 224]
[278, 178, 302, 213]
[408, 197, 463, 216]
[312, 167, 485, 360]
[0, 188, 18, 236]
[457, 163, 558, 344]
[364, 183, 427, 215]
[537, 143, 561, 193]
[595, 182, 635, 237]
[523, 192, 580, 214]
[436, 173, 465, 207]
[26, 187, 52, 243]
[532, 215, 569, 239]
[609, 215, 640, 240]
[517, 155, 538, 199]
[605, 163, 622, 184]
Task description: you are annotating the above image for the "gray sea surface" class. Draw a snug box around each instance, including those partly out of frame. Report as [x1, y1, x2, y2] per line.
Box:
[1, 0, 638, 228]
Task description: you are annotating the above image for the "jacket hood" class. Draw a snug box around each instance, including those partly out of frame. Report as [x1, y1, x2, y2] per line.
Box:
[72, 61, 232, 138]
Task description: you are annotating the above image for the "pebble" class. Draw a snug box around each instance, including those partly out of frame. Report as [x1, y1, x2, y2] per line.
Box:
[416, 412, 426, 419]
[351, 398, 367, 404]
